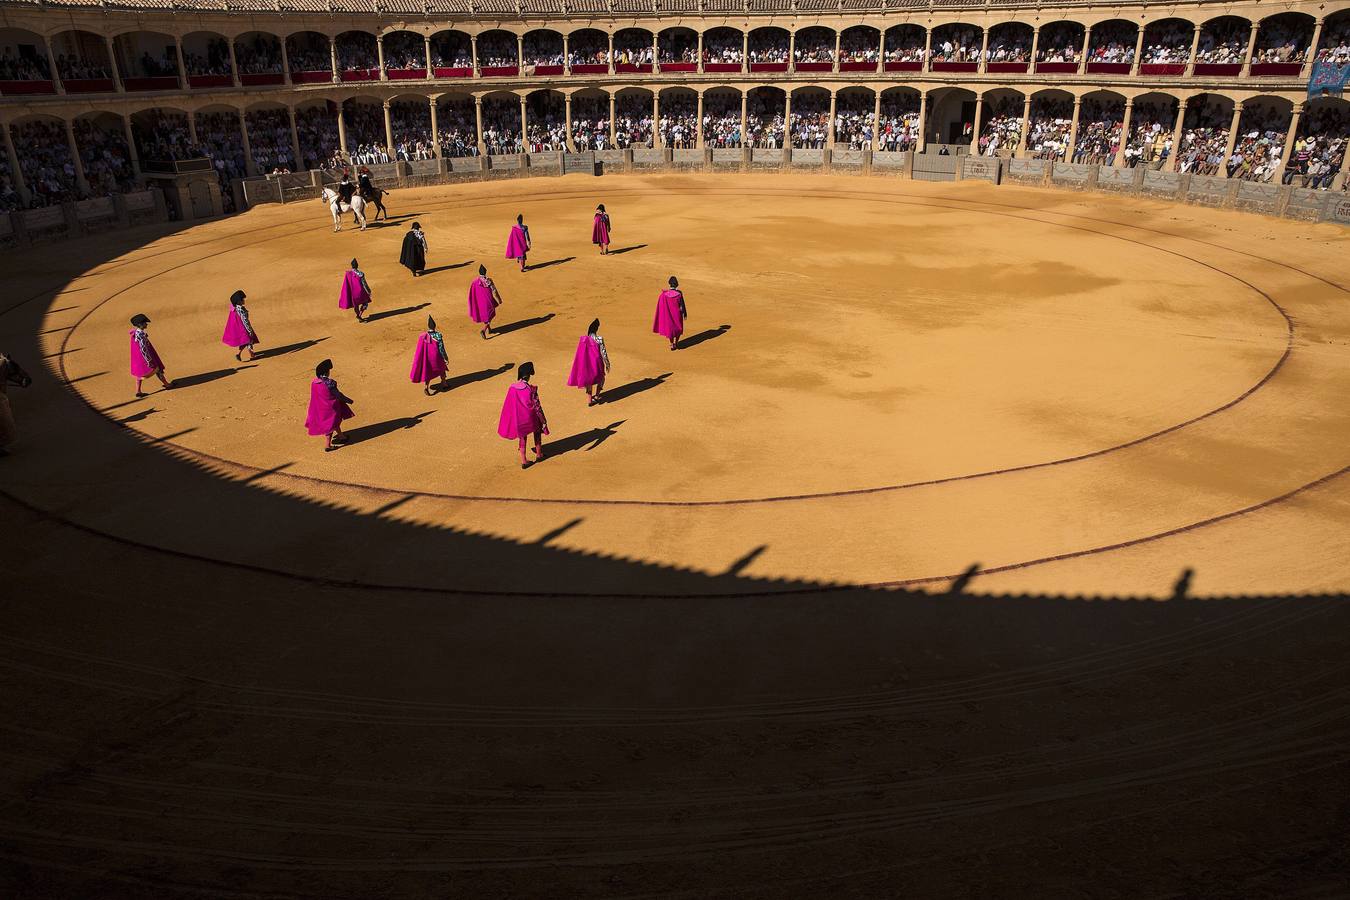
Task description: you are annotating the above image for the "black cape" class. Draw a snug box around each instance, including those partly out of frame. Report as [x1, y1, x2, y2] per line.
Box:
[399, 232, 426, 272]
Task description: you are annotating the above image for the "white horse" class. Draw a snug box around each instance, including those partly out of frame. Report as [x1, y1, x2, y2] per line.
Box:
[321, 186, 367, 232]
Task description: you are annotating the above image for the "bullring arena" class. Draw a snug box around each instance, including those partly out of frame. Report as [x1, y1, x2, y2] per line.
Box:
[2, 0, 1350, 896]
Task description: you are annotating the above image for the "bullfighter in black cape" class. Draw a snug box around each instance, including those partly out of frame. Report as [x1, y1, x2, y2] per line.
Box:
[399, 222, 428, 277]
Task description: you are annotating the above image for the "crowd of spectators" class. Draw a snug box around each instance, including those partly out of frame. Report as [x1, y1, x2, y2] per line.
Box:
[703, 30, 744, 65]
[978, 96, 1023, 156]
[335, 33, 378, 74]
[0, 153, 21, 212]
[794, 30, 835, 64]
[702, 96, 744, 147]
[235, 35, 282, 74]
[436, 99, 480, 157]
[876, 96, 920, 151]
[614, 33, 654, 66]
[1025, 97, 1074, 159]
[1088, 24, 1136, 64]
[1141, 21, 1193, 64]
[1036, 24, 1083, 63]
[522, 33, 564, 68]
[184, 37, 231, 76]
[339, 102, 386, 165]
[748, 32, 789, 64]
[430, 34, 472, 68]
[1316, 18, 1350, 63]
[884, 28, 926, 62]
[287, 35, 331, 74]
[659, 31, 699, 65]
[1285, 105, 1348, 188]
[74, 117, 136, 195]
[570, 96, 610, 151]
[985, 27, 1031, 63]
[134, 48, 178, 78]
[1223, 105, 1288, 181]
[613, 94, 654, 148]
[55, 53, 111, 81]
[788, 94, 830, 148]
[480, 97, 522, 154]
[390, 100, 435, 160]
[566, 32, 608, 68]
[1071, 99, 1122, 164]
[1175, 100, 1232, 174]
[194, 111, 247, 209]
[659, 95, 697, 148]
[930, 26, 980, 63]
[0, 48, 50, 81]
[1252, 17, 1310, 63]
[296, 105, 342, 169]
[244, 108, 296, 173]
[382, 32, 427, 70]
[11, 120, 79, 207]
[833, 94, 875, 149]
[1120, 101, 1175, 167]
[523, 97, 568, 152]
[1194, 19, 1248, 64]
[840, 29, 881, 63]
[745, 92, 786, 148]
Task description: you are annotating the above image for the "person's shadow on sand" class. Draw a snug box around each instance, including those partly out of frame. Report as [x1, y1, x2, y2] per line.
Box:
[541, 421, 624, 460]
[344, 411, 434, 445]
[600, 373, 671, 404]
[438, 363, 514, 392]
[677, 324, 731, 350]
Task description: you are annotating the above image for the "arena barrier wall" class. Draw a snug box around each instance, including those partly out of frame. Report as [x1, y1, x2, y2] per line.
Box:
[1, 188, 167, 246]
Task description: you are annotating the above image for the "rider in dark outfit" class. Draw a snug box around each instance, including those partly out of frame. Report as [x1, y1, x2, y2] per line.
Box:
[357, 167, 375, 201]
[337, 174, 356, 206]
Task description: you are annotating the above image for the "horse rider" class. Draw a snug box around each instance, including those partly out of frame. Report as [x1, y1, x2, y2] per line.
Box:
[336, 172, 357, 207]
[357, 166, 376, 202]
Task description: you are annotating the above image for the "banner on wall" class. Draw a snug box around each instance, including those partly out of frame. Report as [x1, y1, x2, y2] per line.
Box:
[1308, 61, 1350, 98]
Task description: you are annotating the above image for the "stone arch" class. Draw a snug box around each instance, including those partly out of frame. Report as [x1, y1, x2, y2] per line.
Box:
[977, 87, 1025, 156]
[658, 27, 698, 71]
[522, 29, 564, 74]
[883, 24, 926, 71]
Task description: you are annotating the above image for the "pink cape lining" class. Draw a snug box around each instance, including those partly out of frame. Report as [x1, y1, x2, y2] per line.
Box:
[128, 329, 164, 378]
[497, 381, 548, 439]
[467, 278, 498, 324]
[566, 335, 604, 388]
[505, 224, 529, 259]
[591, 214, 610, 245]
[338, 270, 369, 310]
[409, 333, 447, 383]
[652, 289, 685, 340]
[305, 378, 354, 436]
[221, 306, 257, 348]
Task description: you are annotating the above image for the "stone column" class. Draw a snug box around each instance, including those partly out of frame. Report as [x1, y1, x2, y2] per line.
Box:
[827, 90, 837, 148]
[696, 31, 704, 74]
[563, 33, 570, 74]
[65, 118, 90, 192]
[174, 35, 188, 86]
[871, 90, 881, 149]
[424, 35, 433, 77]
[337, 105, 348, 157]
[1016, 94, 1031, 155]
[696, 91, 704, 148]
[1302, 19, 1323, 79]
[652, 31, 659, 70]
[471, 35, 479, 77]
[653, 91, 661, 147]
[564, 94, 574, 150]
[1275, 103, 1302, 182]
[1218, 101, 1243, 176]
[1114, 99, 1133, 167]
[877, 27, 885, 74]
[922, 26, 933, 72]
[281, 37, 292, 84]
[188, 112, 198, 145]
[833, 30, 841, 73]
[105, 35, 125, 92]
[609, 92, 617, 146]
[1185, 25, 1200, 77]
[516, 34, 524, 70]
[741, 31, 749, 73]
[329, 35, 340, 84]
[519, 95, 528, 152]
[788, 30, 796, 74]
[239, 109, 256, 176]
[1240, 22, 1258, 77]
[378, 33, 388, 80]
[1028, 27, 1039, 72]
[287, 105, 302, 168]
[43, 35, 64, 93]
[429, 97, 441, 157]
[1077, 25, 1091, 74]
[2, 122, 29, 203]
[607, 32, 614, 74]
[383, 99, 394, 153]
[122, 114, 141, 177]
[1067, 96, 1081, 161]
[978, 27, 989, 73]
[782, 91, 792, 151]
[1166, 97, 1188, 172]
[1131, 26, 1144, 75]
[971, 94, 984, 153]
[474, 95, 485, 154]
[1333, 140, 1350, 190]
[740, 91, 747, 148]
[227, 36, 241, 87]
[917, 90, 928, 152]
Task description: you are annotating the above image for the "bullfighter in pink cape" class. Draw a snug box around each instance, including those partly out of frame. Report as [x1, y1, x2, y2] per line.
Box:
[221, 290, 259, 361]
[497, 361, 549, 468]
[652, 275, 687, 351]
[505, 213, 531, 271]
[305, 358, 355, 451]
[591, 204, 611, 255]
[467, 264, 503, 339]
[567, 318, 611, 406]
[409, 315, 449, 395]
[338, 258, 372, 323]
[128, 313, 173, 397]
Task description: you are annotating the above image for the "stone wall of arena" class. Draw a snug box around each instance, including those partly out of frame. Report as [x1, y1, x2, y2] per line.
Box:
[1, 0, 1348, 240]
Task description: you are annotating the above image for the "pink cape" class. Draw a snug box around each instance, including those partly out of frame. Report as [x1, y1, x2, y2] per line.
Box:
[338, 270, 369, 310]
[505, 224, 529, 259]
[591, 213, 610, 245]
[409, 333, 447, 383]
[221, 306, 257, 348]
[305, 378, 354, 436]
[497, 381, 548, 439]
[566, 335, 604, 388]
[652, 289, 685, 341]
[467, 277, 498, 324]
[128, 329, 164, 378]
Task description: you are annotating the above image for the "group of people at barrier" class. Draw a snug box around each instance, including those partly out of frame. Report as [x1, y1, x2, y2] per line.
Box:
[184, 37, 232, 77]
[0, 48, 49, 81]
[236, 35, 282, 75]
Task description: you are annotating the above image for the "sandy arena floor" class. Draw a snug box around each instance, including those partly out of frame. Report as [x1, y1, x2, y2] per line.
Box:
[1, 174, 1349, 897]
